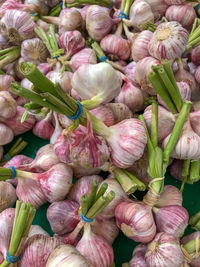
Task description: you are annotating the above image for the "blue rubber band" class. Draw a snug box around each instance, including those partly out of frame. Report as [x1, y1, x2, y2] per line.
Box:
[109, 0, 114, 8]
[66, 101, 83, 120]
[194, 3, 200, 11]
[181, 44, 193, 58]
[81, 213, 94, 223]
[8, 166, 16, 180]
[53, 55, 59, 59]
[100, 56, 108, 62]
[4, 153, 11, 161]
[6, 251, 19, 263]
[118, 11, 128, 19]
[31, 12, 38, 17]
[59, 1, 63, 8]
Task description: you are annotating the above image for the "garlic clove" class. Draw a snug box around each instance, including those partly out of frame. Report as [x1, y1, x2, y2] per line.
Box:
[129, 244, 148, 267]
[0, 181, 17, 212]
[0, 123, 14, 145]
[155, 185, 183, 207]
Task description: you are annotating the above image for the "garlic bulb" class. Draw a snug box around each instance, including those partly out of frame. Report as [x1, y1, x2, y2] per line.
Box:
[115, 77, 146, 113]
[190, 109, 200, 136]
[32, 111, 54, 140]
[0, 182, 17, 212]
[86, 5, 119, 41]
[90, 105, 115, 127]
[0, 10, 36, 45]
[163, 120, 200, 160]
[153, 205, 189, 237]
[156, 185, 183, 207]
[143, 105, 175, 143]
[188, 62, 197, 76]
[169, 159, 184, 181]
[100, 34, 130, 60]
[129, 244, 148, 267]
[0, 91, 17, 119]
[47, 200, 80, 235]
[115, 201, 156, 243]
[59, 30, 85, 60]
[47, 71, 73, 94]
[4, 155, 33, 168]
[20, 234, 62, 267]
[135, 56, 160, 95]
[145, 232, 184, 267]
[124, 61, 137, 83]
[165, 4, 196, 28]
[148, 21, 189, 60]
[191, 45, 200, 66]
[195, 66, 200, 84]
[0, 123, 14, 145]
[68, 175, 103, 204]
[72, 63, 122, 108]
[69, 48, 97, 72]
[46, 244, 90, 267]
[25, 0, 49, 15]
[164, 0, 185, 4]
[28, 225, 49, 238]
[72, 163, 101, 179]
[76, 223, 114, 267]
[0, 74, 14, 94]
[0, 33, 8, 49]
[145, 0, 168, 17]
[131, 30, 153, 62]
[105, 103, 133, 123]
[45, 0, 59, 7]
[21, 38, 49, 65]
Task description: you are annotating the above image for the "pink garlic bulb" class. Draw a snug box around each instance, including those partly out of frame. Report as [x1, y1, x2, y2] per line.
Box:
[86, 5, 119, 41]
[0, 91, 17, 119]
[20, 235, 62, 267]
[131, 30, 153, 62]
[44, 0, 60, 7]
[172, 58, 189, 73]
[0, 10, 36, 44]
[126, 0, 154, 30]
[16, 96, 29, 106]
[57, 114, 73, 129]
[68, 175, 103, 204]
[72, 63, 122, 108]
[156, 185, 183, 207]
[0, 123, 14, 145]
[148, 21, 189, 60]
[164, 0, 185, 4]
[165, 4, 196, 28]
[76, 223, 114, 267]
[46, 71, 73, 94]
[153, 205, 189, 237]
[50, 113, 63, 145]
[188, 62, 197, 76]
[129, 244, 148, 267]
[124, 61, 137, 83]
[3, 106, 36, 135]
[28, 225, 49, 238]
[0, 75, 14, 94]
[72, 163, 101, 178]
[145, 0, 168, 17]
[135, 56, 160, 95]
[145, 232, 184, 267]
[114, 76, 146, 113]
[21, 38, 49, 65]
[191, 45, 200, 66]
[4, 155, 33, 169]
[59, 30, 85, 60]
[0, 208, 15, 264]
[143, 105, 175, 143]
[90, 105, 115, 127]
[105, 103, 133, 123]
[32, 112, 54, 140]
[69, 48, 97, 72]
[100, 34, 130, 60]
[38, 63, 52, 75]
[0, 181, 17, 212]
[195, 66, 200, 84]
[47, 200, 80, 235]
[169, 159, 184, 181]
[115, 201, 156, 243]
[25, 0, 49, 15]
[163, 120, 200, 160]
[190, 109, 200, 136]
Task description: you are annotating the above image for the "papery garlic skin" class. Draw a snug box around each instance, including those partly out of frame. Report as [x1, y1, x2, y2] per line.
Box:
[32, 112, 54, 140]
[190, 109, 200, 136]
[105, 103, 133, 123]
[195, 66, 200, 84]
[169, 159, 184, 181]
[191, 45, 200, 66]
[0, 182, 17, 212]
[145, 232, 184, 267]
[124, 61, 137, 83]
[47, 71, 73, 94]
[131, 30, 153, 62]
[148, 21, 189, 60]
[0, 75, 14, 94]
[129, 244, 148, 267]
[4, 155, 33, 169]
[50, 113, 63, 145]
[165, 4, 196, 28]
[28, 225, 50, 239]
[90, 105, 115, 127]
[164, 0, 185, 4]
[46, 244, 91, 267]
[0, 123, 14, 145]
[0, 91, 17, 119]
[156, 185, 183, 208]
[58, 8, 83, 34]
[145, 0, 168, 17]
[21, 38, 49, 65]
[72, 163, 101, 179]
[25, 0, 49, 15]
[153, 205, 189, 237]
[115, 201, 156, 243]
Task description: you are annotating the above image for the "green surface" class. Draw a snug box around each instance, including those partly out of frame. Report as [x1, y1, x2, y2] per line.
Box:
[4, 131, 200, 266]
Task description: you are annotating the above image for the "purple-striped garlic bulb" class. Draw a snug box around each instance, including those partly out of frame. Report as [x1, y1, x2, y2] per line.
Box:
[0, 10, 36, 45]
[0, 182, 17, 212]
[46, 71, 73, 94]
[131, 30, 153, 62]
[145, 0, 168, 17]
[156, 185, 183, 207]
[134, 56, 160, 95]
[100, 34, 130, 60]
[164, 0, 185, 4]
[24, 0, 49, 15]
[165, 4, 196, 29]
[188, 62, 197, 76]
[191, 45, 200, 66]
[145, 232, 184, 267]
[32, 111, 54, 140]
[0, 0, 37, 16]
[129, 244, 148, 267]
[143, 105, 175, 143]
[90, 105, 115, 127]
[59, 30, 85, 60]
[72, 163, 101, 179]
[0, 91, 17, 119]
[68, 48, 97, 72]
[124, 61, 137, 83]
[153, 205, 189, 237]
[0, 74, 14, 94]
[195, 66, 200, 84]
[105, 103, 133, 123]
[28, 225, 49, 238]
[21, 38, 49, 65]
[4, 155, 33, 169]
[169, 159, 184, 181]
[86, 5, 119, 41]
[190, 108, 200, 136]
[115, 201, 156, 243]
[163, 119, 200, 160]
[0, 123, 14, 145]
[148, 21, 189, 60]
[125, 0, 154, 30]
[114, 76, 146, 113]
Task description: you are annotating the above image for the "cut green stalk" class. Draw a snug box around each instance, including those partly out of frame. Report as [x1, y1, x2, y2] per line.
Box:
[0, 46, 19, 56]
[94, 183, 108, 202]
[183, 237, 200, 254]
[180, 159, 191, 192]
[87, 180, 99, 210]
[91, 191, 115, 218]
[190, 211, 200, 231]
[86, 196, 106, 219]
[123, 170, 146, 191]
[34, 27, 53, 54]
[66, 0, 114, 8]
[189, 24, 200, 43]
[188, 160, 200, 183]
[80, 195, 88, 216]
[0, 47, 21, 69]
[151, 102, 158, 148]
[163, 101, 192, 172]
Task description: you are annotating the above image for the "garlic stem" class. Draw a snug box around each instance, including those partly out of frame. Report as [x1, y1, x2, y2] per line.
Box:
[188, 160, 200, 183]
[87, 180, 99, 210]
[189, 24, 200, 43]
[183, 237, 200, 254]
[151, 102, 158, 148]
[15, 170, 37, 180]
[86, 196, 106, 218]
[94, 183, 108, 202]
[180, 159, 190, 192]
[123, 170, 146, 191]
[0, 47, 21, 69]
[190, 211, 200, 230]
[80, 195, 88, 216]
